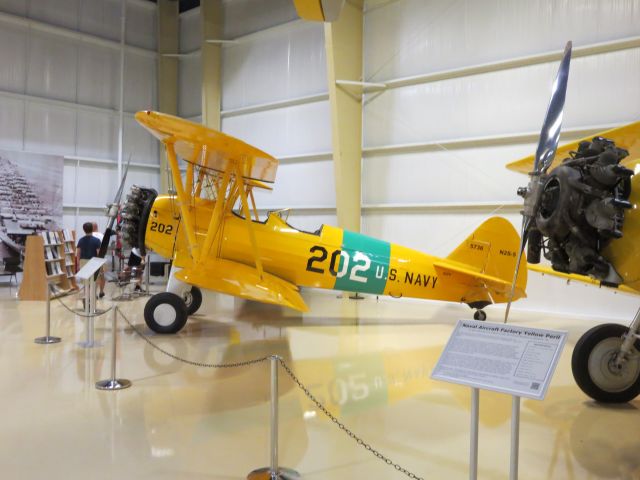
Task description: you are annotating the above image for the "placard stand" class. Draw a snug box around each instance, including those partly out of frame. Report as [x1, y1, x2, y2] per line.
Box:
[75, 258, 107, 348]
[510, 396, 520, 480]
[432, 320, 567, 480]
[468, 390, 521, 480]
[469, 388, 479, 479]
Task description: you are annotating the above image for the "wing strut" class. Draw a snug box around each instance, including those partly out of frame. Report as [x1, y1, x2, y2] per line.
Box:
[199, 167, 231, 261]
[249, 189, 259, 221]
[165, 140, 200, 260]
[236, 163, 264, 280]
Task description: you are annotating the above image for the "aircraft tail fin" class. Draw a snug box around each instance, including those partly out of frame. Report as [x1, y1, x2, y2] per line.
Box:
[446, 217, 527, 301]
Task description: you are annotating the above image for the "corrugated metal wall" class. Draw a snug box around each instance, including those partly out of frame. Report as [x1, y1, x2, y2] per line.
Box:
[0, 0, 160, 233]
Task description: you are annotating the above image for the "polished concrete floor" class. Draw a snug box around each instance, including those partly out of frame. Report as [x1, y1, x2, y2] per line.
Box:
[0, 282, 639, 480]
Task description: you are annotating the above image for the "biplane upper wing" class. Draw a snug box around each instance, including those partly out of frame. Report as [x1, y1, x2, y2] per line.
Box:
[293, 0, 344, 22]
[176, 259, 309, 312]
[506, 121, 640, 174]
[135, 110, 278, 184]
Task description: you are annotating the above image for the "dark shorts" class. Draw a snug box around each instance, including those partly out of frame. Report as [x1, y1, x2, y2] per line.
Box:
[128, 252, 142, 267]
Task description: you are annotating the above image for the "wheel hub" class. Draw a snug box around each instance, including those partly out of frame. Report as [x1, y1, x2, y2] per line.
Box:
[183, 291, 192, 306]
[153, 304, 177, 327]
[588, 338, 640, 393]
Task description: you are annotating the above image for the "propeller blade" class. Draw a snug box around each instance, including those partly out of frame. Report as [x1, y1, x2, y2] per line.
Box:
[98, 155, 132, 258]
[533, 41, 572, 175]
[504, 216, 531, 323]
[504, 41, 573, 323]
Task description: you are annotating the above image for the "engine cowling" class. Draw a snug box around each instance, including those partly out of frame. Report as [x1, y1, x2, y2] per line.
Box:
[119, 186, 157, 256]
[526, 136, 633, 285]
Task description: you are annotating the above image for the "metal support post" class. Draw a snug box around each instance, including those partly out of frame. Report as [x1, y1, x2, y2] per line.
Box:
[144, 253, 150, 294]
[469, 388, 479, 480]
[84, 279, 90, 315]
[34, 290, 61, 344]
[79, 279, 101, 348]
[96, 307, 131, 391]
[510, 396, 520, 480]
[247, 356, 300, 480]
[90, 276, 97, 315]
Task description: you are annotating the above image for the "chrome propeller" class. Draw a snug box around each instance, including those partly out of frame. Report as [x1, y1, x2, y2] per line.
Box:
[504, 41, 572, 323]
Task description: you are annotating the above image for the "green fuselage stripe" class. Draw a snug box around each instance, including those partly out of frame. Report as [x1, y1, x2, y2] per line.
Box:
[334, 230, 390, 294]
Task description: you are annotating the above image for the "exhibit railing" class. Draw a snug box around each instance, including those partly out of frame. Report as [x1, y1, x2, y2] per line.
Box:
[35, 291, 425, 479]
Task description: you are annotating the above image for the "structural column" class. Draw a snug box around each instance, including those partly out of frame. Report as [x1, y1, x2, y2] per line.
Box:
[200, 0, 223, 130]
[157, 0, 179, 193]
[324, 0, 364, 233]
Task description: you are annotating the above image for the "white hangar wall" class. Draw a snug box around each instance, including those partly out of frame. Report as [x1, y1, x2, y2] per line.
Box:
[0, 0, 160, 234]
[362, 0, 640, 319]
[178, 6, 336, 233]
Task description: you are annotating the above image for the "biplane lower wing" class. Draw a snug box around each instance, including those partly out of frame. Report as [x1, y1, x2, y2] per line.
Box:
[527, 263, 638, 295]
[176, 259, 309, 312]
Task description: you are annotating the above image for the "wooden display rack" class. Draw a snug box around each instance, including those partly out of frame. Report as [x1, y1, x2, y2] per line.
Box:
[19, 230, 78, 301]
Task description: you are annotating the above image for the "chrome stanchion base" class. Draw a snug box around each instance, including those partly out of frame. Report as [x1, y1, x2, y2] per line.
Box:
[247, 467, 300, 480]
[96, 379, 131, 391]
[34, 336, 61, 344]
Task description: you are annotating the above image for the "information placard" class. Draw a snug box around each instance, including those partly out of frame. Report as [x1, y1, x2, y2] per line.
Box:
[75, 257, 107, 281]
[431, 320, 567, 400]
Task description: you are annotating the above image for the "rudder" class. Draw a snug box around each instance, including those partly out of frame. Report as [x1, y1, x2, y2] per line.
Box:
[447, 217, 527, 295]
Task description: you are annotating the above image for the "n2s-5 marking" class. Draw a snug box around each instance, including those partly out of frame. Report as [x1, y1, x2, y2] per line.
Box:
[306, 245, 371, 283]
[150, 221, 173, 235]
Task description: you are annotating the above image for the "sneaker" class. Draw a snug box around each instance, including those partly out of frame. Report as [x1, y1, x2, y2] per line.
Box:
[134, 285, 141, 292]
[99, 292, 105, 298]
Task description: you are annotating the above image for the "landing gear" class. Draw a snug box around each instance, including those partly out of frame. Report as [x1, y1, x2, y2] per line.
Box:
[572, 323, 640, 403]
[144, 292, 188, 334]
[183, 287, 203, 315]
[473, 310, 487, 321]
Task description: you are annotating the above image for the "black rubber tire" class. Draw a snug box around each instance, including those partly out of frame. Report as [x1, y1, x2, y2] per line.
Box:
[572, 323, 640, 403]
[183, 287, 203, 316]
[473, 310, 487, 321]
[144, 292, 188, 334]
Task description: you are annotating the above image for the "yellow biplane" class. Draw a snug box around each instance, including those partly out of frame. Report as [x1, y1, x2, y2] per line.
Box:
[492, 41, 640, 403]
[120, 110, 527, 336]
[506, 121, 640, 404]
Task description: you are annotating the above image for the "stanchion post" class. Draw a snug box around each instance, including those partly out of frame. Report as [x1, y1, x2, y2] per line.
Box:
[270, 355, 279, 474]
[510, 395, 520, 480]
[469, 387, 479, 480]
[34, 288, 61, 344]
[79, 278, 101, 348]
[96, 306, 131, 391]
[247, 356, 300, 480]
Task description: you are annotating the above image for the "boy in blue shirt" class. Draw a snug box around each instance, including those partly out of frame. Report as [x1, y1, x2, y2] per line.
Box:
[76, 222, 101, 269]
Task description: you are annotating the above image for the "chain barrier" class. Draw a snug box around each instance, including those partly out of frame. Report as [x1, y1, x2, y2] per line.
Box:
[278, 359, 425, 480]
[117, 309, 270, 368]
[115, 309, 423, 479]
[52, 292, 114, 318]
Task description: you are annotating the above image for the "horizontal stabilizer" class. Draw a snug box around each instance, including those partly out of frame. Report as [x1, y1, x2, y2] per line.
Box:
[176, 259, 309, 312]
[434, 261, 525, 300]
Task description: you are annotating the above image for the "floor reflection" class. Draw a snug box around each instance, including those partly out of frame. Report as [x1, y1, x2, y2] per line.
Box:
[1, 286, 640, 479]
